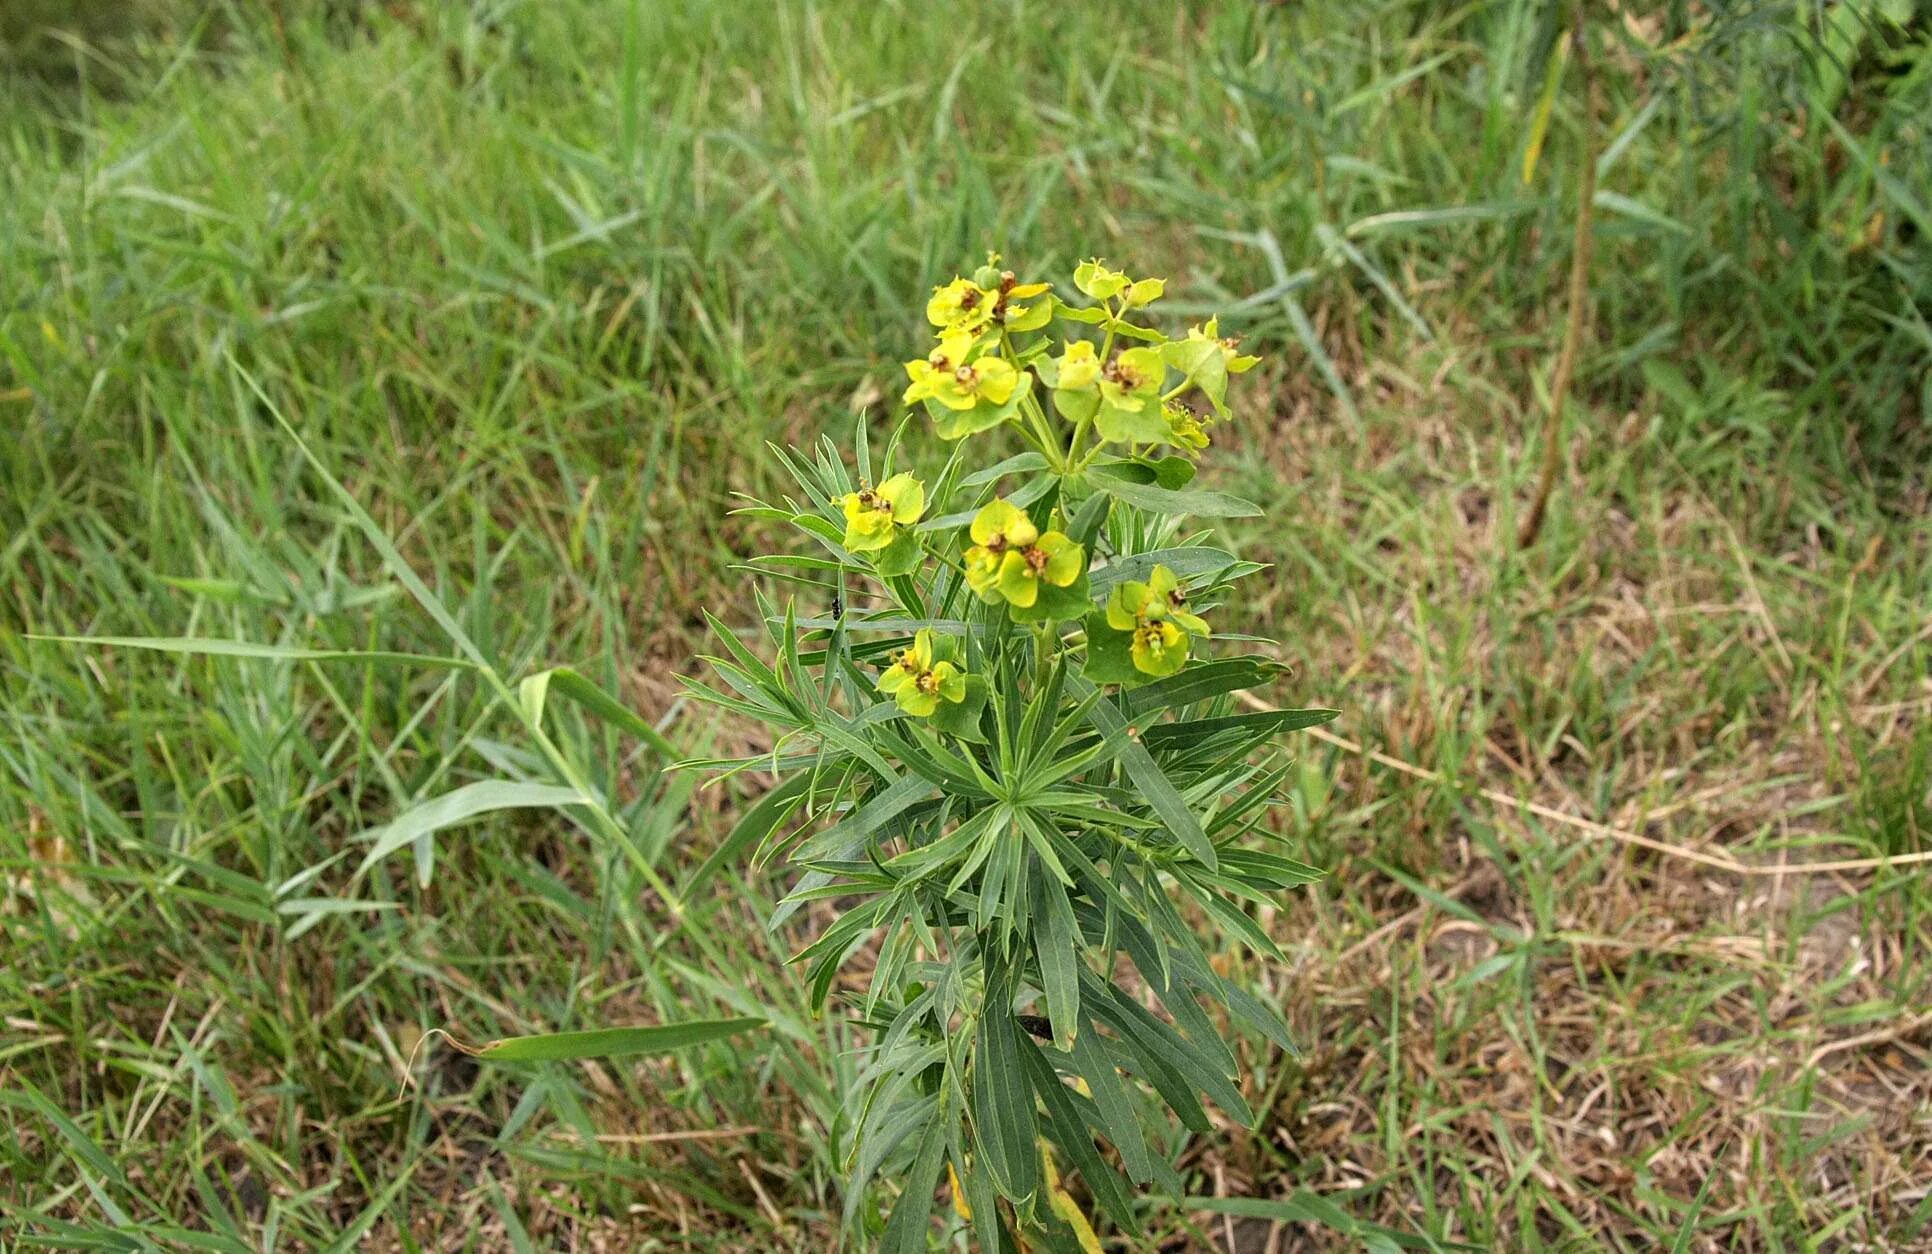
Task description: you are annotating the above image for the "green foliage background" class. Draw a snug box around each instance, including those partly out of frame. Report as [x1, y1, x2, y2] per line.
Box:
[3, 0, 1928, 1248]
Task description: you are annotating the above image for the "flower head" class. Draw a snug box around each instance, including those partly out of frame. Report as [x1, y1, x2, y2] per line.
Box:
[968, 498, 1039, 551]
[875, 628, 966, 717]
[838, 472, 925, 553]
[1099, 347, 1163, 413]
[1088, 346, 1170, 444]
[963, 499, 1083, 609]
[1162, 399, 1211, 453]
[986, 268, 1052, 332]
[1104, 564, 1209, 676]
[926, 277, 995, 333]
[902, 333, 1019, 411]
[1072, 260, 1162, 308]
[1162, 317, 1260, 418]
[1073, 259, 1128, 301]
[1054, 340, 1101, 392]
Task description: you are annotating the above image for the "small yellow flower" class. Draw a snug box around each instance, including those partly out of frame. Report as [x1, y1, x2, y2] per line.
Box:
[1105, 564, 1209, 676]
[926, 277, 996, 333]
[1162, 316, 1261, 418]
[1090, 346, 1169, 444]
[837, 472, 925, 552]
[1073, 258, 1128, 300]
[1162, 398, 1210, 452]
[1098, 347, 1163, 413]
[1054, 340, 1101, 392]
[962, 499, 1083, 609]
[985, 268, 1052, 332]
[875, 628, 966, 717]
[902, 333, 1019, 411]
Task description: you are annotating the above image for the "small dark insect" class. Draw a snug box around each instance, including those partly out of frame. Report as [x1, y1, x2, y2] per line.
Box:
[829, 593, 844, 620]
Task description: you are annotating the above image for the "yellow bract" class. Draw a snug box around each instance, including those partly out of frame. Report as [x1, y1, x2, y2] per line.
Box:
[1105, 564, 1209, 675]
[926, 277, 995, 332]
[902, 333, 1019, 411]
[962, 500, 1083, 608]
[1054, 340, 1100, 391]
[875, 628, 966, 716]
[837, 472, 925, 552]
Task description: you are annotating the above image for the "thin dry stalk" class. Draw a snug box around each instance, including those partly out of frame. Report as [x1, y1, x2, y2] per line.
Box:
[1520, 4, 1597, 548]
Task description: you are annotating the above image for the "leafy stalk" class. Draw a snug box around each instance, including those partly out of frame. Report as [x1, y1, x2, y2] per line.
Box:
[697, 257, 1334, 1248]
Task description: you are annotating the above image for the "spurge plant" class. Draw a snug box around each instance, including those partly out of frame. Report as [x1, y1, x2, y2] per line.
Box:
[692, 256, 1333, 1250]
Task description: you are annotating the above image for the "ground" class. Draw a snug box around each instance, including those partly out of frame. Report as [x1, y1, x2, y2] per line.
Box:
[3, 1, 1929, 1249]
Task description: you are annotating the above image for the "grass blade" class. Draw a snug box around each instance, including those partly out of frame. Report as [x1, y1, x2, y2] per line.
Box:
[474, 1016, 766, 1063]
[357, 782, 588, 881]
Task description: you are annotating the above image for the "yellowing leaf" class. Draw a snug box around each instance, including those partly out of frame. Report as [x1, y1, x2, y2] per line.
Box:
[1043, 1151, 1102, 1254]
[1522, 37, 1569, 186]
[947, 1161, 972, 1221]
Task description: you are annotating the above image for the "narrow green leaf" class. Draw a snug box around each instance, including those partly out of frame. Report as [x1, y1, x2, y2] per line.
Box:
[960, 451, 1051, 486]
[1067, 1027, 1156, 1185]
[520, 666, 679, 757]
[684, 772, 812, 895]
[1086, 465, 1261, 518]
[356, 782, 587, 881]
[31, 635, 472, 669]
[1071, 678, 1216, 869]
[0, 1083, 128, 1189]
[879, 1113, 949, 1254]
[1140, 707, 1338, 751]
[476, 1016, 765, 1062]
[1032, 877, 1081, 1050]
[790, 773, 932, 864]
[972, 991, 1041, 1203]
[1086, 547, 1239, 595]
[1121, 658, 1286, 718]
[1021, 1046, 1141, 1235]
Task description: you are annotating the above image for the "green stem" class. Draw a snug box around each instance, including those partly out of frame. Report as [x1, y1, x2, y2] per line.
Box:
[1002, 325, 1063, 470]
[1070, 444, 1108, 474]
[922, 539, 969, 577]
[1021, 389, 1061, 469]
[1063, 411, 1093, 472]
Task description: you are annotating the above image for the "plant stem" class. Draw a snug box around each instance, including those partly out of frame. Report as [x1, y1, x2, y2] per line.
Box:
[1519, 2, 1596, 549]
[1064, 412, 1093, 470]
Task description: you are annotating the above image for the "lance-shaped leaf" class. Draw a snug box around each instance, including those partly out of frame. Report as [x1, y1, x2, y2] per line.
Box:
[472, 1016, 765, 1063]
[356, 781, 589, 884]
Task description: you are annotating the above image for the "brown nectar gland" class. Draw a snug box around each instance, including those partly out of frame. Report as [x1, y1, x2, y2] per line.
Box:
[1022, 546, 1050, 576]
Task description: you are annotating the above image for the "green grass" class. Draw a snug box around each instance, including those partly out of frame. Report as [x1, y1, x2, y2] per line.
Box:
[3, 0, 1929, 1248]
